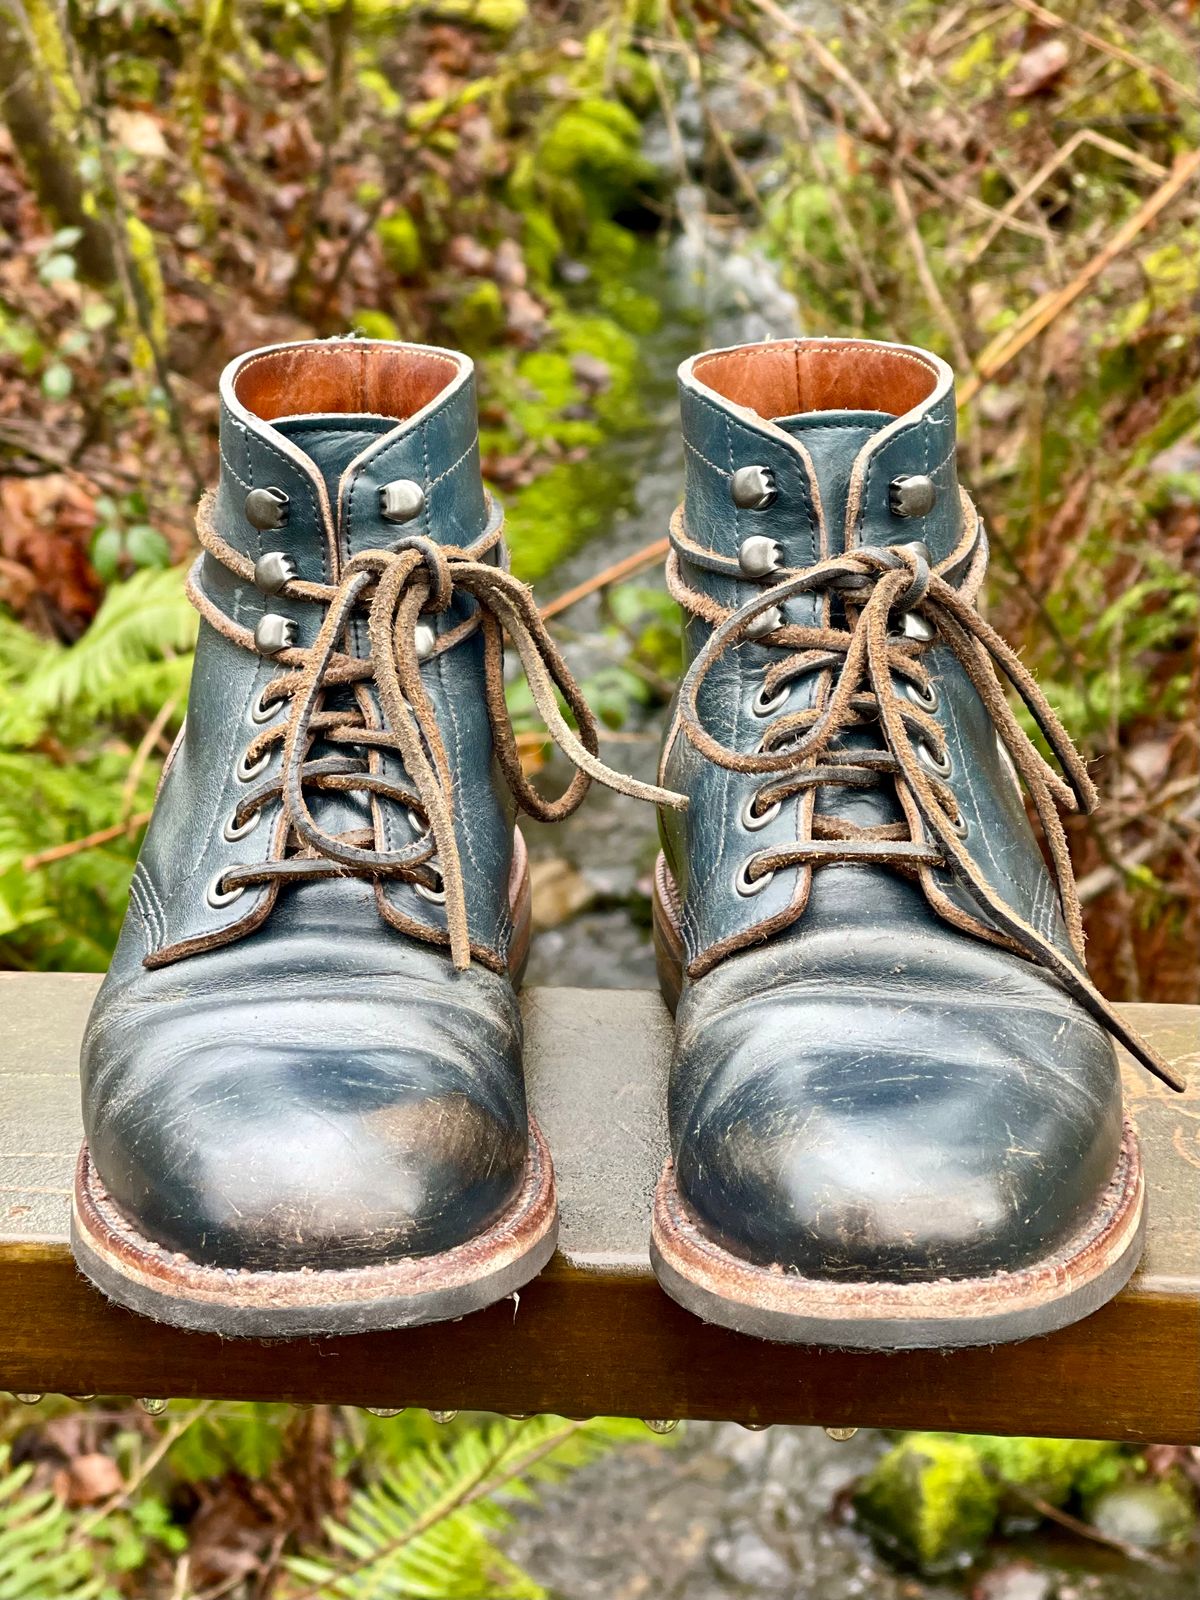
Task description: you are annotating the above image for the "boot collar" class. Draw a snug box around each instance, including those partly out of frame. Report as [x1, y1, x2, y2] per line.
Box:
[678, 337, 961, 568]
[214, 338, 489, 583]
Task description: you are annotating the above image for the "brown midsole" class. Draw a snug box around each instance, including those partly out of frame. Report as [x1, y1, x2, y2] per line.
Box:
[652, 1118, 1144, 1329]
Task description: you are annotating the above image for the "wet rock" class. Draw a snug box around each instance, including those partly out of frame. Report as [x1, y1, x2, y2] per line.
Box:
[972, 1562, 1055, 1600]
[529, 857, 596, 930]
[710, 1526, 794, 1590]
[1089, 1477, 1197, 1550]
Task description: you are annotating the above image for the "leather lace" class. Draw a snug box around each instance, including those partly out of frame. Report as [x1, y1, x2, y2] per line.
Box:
[190, 493, 685, 970]
[666, 502, 1184, 1092]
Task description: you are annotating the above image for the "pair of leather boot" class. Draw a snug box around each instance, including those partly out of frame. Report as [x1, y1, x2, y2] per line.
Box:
[73, 336, 1181, 1350]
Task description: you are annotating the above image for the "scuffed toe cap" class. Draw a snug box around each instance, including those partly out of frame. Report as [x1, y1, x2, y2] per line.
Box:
[670, 937, 1124, 1283]
[82, 956, 527, 1271]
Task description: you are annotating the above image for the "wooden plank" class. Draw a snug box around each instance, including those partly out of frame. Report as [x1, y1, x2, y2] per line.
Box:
[0, 974, 1196, 1442]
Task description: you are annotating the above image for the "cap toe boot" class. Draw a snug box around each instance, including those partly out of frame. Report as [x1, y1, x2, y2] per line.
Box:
[73, 338, 673, 1336]
[650, 337, 1182, 1349]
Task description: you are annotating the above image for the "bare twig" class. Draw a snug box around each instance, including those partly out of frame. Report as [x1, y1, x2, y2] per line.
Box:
[1077, 787, 1200, 904]
[666, 0, 766, 218]
[290, 0, 356, 312]
[1004, 1481, 1173, 1569]
[740, 0, 891, 140]
[1009, 0, 1200, 109]
[77, 1402, 215, 1537]
[785, 79, 884, 314]
[120, 693, 181, 820]
[22, 812, 153, 874]
[965, 128, 1169, 267]
[541, 537, 670, 620]
[888, 169, 972, 372]
[964, 148, 1200, 401]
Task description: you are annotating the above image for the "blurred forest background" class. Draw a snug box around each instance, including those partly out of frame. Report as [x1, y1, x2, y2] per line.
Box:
[0, 0, 1197, 1595]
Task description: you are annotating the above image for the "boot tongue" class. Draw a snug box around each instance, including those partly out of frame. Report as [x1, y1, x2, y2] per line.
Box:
[773, 407, 903, 829]
[272, 412, 396, 509]
[773, 409, 892, 555]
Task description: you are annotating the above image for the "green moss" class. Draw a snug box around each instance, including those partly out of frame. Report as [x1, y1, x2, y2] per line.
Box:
[25, 0, 82, 122]
[125, 216, 168, 370]
[502, 456, 630, 583]
[513, 96, 654, 256]
[855, 1434, 998, 1573]
[375, 209, 422, 275]
[475, 299, 648, 577]
[350, 309, 400, 341]
[520, 205, 565, 281]
[539, 98, 649, 192]
[444, 279, 506, 348]
[969, 1436, 1121, 1507]
[425, 0, 527, 31]
[585, 218, 638, 278]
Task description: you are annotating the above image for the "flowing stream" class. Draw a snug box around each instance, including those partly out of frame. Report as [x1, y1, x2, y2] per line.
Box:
[522, 213, 800, 989]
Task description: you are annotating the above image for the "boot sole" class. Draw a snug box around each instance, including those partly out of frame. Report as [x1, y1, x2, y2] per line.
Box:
[649, 852, 1147, 1350]
[72, 839, 558, 1338]
[71, 1121, 556, 1338]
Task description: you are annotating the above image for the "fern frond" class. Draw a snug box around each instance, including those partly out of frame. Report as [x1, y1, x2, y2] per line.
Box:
[20, 568, 196, 728]
[0, 749, 152, 968]
[167, 1402, 292, 1482]
[285, 1416, 646, 1599]
[0, 614, 54, 686]
[0, 1448, 116, 1599]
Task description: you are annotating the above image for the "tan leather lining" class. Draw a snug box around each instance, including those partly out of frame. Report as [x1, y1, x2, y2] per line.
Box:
[233, 344, 458, 422]
[693, 339, 937, 419]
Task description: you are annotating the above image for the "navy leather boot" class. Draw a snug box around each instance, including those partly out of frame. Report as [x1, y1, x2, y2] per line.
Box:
[650, 337, 1184, 1349]
[73, 337, 678, 1336]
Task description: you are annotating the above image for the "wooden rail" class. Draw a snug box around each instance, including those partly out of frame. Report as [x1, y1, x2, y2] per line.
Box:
[1, 975, 1196, 1442]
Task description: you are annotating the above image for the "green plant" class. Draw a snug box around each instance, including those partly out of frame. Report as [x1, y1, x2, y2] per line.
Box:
[0, 567, 194, 969]
[286, 1415, 649, 1598]
[0, 1445, 119, 1599]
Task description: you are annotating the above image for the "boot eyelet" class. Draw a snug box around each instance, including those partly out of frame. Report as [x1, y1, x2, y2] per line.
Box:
[415, 867, 446, 905]
[236, 748, 271, 782]
[917, 742, 953, 778]
[206, 871, 246, 909]
[734, 859, 775, 897]
[898, 611, 935, 642]
[407, 808, 429, 837]
[752, 680, 790, 717]
[250, 688, 285, 725]
[740, 793, 782, 832]
[223, 808, 261, 843]
[905, 679, 939, 713]
[949, 810, 969, 838]
[730, 465, 776, 511]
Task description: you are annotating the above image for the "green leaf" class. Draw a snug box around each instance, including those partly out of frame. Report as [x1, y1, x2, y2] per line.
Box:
[81, 300, 117, 332]
[90, 527, 124, 583]
[41, 362, 74, 400]
[39, 253, 77, 285]
[0, 1446, 117, 1598]
[125, 525, 172, 569]
[21, 566, 196, 726]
